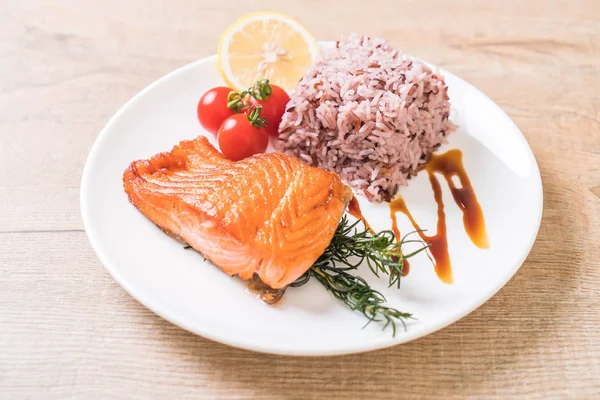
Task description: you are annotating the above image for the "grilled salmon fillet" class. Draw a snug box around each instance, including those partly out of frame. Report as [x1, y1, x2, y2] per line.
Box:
[123, 136, 353, 289]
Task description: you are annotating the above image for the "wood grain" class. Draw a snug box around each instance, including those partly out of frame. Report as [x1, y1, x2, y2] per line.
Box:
[1, 0, 599, 398]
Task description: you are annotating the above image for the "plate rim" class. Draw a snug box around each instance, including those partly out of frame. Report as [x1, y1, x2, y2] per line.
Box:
[81, 42, 544, 356]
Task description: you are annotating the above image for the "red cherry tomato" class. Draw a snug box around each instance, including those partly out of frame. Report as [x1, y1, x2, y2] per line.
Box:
[252, 84, 290, 136]
[217, 114, 269, 161]
[197, 87, 235, 134]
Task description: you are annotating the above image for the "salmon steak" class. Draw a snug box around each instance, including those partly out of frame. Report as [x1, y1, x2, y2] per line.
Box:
[123, 136, 353, 289]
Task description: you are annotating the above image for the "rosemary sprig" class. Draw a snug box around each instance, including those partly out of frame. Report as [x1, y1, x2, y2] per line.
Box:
[316, 268, 412, 336]
[292, 215, 429, 335]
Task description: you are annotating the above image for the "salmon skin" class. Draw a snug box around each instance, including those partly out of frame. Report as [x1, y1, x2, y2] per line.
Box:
[123, 136, 353, 289]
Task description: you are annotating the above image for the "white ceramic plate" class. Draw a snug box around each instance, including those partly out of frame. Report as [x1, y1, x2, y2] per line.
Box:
[81, 42, 543, 356]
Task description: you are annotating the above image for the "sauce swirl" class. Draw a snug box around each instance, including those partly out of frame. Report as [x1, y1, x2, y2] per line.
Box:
[390, 150, 488, 283]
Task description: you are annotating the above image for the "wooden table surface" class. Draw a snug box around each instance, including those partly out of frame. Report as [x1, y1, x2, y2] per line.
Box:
[1, 0, 599, 398]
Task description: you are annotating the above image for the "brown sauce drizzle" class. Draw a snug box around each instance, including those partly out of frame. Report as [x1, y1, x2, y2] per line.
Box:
[390, 149, 489, 284]
[348, 196, 409, 276]
[389, 203, 411, 276]
[390, 190, 451, 283]
[347, 196, 373, 233]
[427, 150, 489, 249]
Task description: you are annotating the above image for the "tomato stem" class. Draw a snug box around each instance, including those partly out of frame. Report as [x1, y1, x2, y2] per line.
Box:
[227, 79, 273, 113]
[248, 79, 272, 101]
[247, 105, 268, 128]
[227, 90, 250, 113]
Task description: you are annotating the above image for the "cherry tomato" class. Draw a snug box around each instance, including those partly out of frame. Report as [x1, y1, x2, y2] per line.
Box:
[252, 84, 290, 136]
[197, 87, 235, 134]
[217, 114, 269, 161]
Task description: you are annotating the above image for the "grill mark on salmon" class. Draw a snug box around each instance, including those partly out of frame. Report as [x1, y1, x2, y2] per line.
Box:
[123, 136, 353, 289]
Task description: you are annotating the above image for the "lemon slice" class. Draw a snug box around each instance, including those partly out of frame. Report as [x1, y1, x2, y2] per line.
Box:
[218, 12, 319, 91]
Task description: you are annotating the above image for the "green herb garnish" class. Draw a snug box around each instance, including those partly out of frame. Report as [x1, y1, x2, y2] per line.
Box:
[292, 216, 429, 336]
